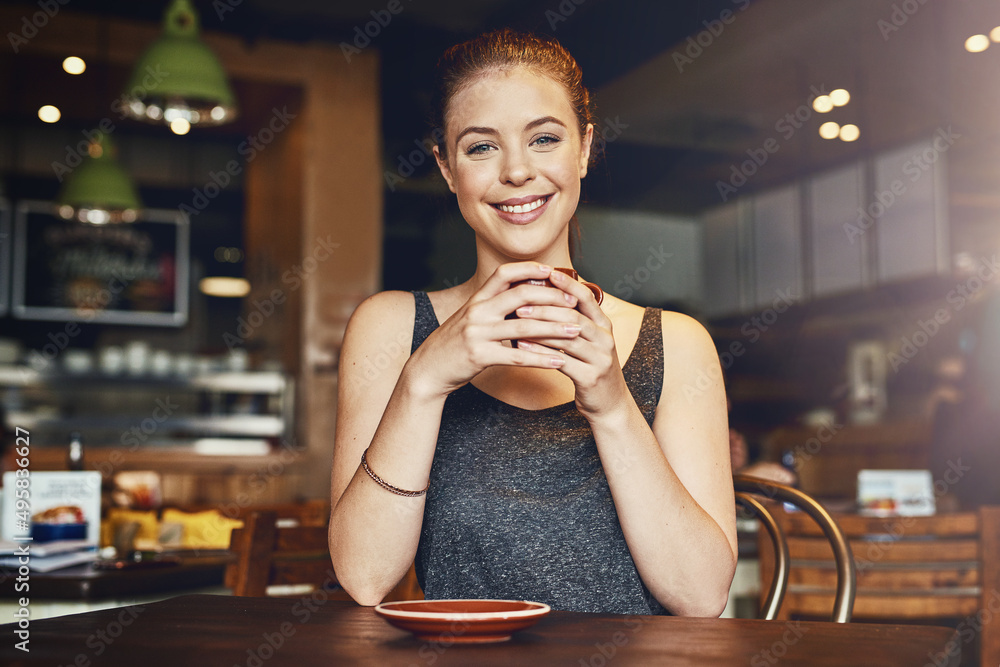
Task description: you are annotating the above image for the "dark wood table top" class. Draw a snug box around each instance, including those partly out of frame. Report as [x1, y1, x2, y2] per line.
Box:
[0, 555, 230, 601]
[0, 594, 960, 666]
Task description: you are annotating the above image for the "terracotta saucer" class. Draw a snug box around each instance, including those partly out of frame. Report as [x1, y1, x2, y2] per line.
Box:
[374, 599, 551, 644]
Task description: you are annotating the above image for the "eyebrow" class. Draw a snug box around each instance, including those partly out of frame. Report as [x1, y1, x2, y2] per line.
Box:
[455, 116, 568, 144]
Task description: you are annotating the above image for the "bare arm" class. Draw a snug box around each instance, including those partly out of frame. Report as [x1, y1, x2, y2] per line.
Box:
[593, 313, 736, 617]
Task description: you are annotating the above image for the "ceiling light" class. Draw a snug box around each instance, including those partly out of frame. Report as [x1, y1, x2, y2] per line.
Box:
[990, 26, 1000, 42]
[170, 118, 191, 135]
[839, 124, 860, 142]
[965, 34, 990, 53]
[56, 134, 142, 224]
[38, 105, 61, 123]
[819, 122, 840, 140]
[829, 89, 850, 107]
[121, 0, 238, 130]
[812, 95, 834, 113]
[62, 56, 86, 75]
[199, 277, 251, 298]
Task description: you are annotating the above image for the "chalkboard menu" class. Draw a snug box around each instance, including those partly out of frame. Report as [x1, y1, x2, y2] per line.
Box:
[12, 200, 189, 326]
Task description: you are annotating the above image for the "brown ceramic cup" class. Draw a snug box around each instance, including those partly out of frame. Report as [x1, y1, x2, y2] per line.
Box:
[506, 267, 603, 348]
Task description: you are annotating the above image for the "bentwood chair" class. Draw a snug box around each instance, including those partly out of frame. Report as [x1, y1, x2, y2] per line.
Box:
[734, 474, 857, 623]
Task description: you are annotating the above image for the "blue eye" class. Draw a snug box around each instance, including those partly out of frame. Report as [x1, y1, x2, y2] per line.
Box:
[466, 142, 494, 155]
[533, 134, 561, 147]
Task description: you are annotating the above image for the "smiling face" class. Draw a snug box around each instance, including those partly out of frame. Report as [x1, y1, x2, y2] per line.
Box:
[434, 67, 593, 268]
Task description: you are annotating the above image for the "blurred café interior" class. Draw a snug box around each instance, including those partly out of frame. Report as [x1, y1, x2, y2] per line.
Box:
[0, 0, 999, 659]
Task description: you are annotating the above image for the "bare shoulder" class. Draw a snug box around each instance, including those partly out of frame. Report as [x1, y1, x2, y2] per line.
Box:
[659, 310, 716, 357]
[340, 290, 416, 379]
[657, 311, 722, 391]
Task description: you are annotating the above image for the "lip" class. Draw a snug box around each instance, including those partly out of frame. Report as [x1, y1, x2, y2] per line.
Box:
[490, 194, 552, 225]
[493, 194, 553, 206]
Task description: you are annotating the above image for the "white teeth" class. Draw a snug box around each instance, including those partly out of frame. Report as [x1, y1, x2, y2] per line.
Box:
[497, 197, 546, 214]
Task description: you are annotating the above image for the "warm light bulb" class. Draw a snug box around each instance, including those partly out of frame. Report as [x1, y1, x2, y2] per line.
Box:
[199, 277, 251, 298]
[990, 26, 1000, 42]
[839, 124, 860, 142]
[819, 122, 840, 140]
[966, 34, 990, 52]
[170, 118, 191, 135]
[812, 95, 834, 113]
[830, 88, 851, 107]
[38, 105, 61, 123]
[62, 56, 86, 75]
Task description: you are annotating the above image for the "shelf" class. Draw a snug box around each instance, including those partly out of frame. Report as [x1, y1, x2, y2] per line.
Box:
[0, 366, 287, 394]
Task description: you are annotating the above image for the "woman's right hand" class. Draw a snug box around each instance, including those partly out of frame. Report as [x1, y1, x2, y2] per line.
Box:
[406, 262, 583, 397]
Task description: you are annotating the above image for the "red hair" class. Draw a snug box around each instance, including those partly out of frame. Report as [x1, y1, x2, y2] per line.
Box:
[431, 28, 596, 161]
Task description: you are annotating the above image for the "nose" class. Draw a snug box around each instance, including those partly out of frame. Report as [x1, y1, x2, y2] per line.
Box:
[500, 145, 535, 186]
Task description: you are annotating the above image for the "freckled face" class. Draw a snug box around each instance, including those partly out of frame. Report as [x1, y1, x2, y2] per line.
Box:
[435, 68, 593, 263]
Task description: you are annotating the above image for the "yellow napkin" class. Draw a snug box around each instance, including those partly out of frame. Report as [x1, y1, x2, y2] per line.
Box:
[161, 509, 244, 549]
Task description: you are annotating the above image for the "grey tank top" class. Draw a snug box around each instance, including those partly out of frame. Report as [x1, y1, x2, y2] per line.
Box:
[410, 291, 668, 614]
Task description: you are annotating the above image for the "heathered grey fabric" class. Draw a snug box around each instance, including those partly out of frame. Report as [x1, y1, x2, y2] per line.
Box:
[410, 291, 667, 614]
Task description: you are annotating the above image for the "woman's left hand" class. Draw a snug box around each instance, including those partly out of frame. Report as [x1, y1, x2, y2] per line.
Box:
[512, 270, 631, 419]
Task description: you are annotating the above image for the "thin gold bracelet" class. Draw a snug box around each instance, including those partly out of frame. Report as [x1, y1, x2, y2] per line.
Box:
[360, 448, 428, 497]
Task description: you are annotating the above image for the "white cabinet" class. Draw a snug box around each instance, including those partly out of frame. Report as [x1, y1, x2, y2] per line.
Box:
[809, 162, 869, 297]
[873, 138, 949, 283]
[702, 200, 750, 317]
[752, 185, 803, 309]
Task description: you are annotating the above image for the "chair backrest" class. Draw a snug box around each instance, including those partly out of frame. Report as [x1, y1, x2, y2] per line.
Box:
[226, 509, 426, 601]
[226, 510, 339, 597]
[734, 474, 857, 623]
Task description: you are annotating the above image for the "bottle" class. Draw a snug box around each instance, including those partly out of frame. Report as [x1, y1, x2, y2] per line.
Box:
[68, 431, 84, 471]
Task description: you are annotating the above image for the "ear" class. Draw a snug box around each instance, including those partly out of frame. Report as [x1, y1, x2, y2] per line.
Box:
[433, 145, 456, 194]
[579, 124, 594, 179]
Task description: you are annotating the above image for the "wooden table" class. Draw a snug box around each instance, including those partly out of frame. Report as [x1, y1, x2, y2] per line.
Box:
[0, 594, 960, 666]
[0, 555, 230, 601]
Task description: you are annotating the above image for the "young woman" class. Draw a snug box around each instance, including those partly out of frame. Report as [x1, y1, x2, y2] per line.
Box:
[329, 29, 736, 616]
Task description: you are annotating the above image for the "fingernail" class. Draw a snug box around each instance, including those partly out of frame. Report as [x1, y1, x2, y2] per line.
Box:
[564, 324, 581, 335]
[550, 270, 565, 283]
[518, 340, 534, 350]
[517, 305, 533, 316]
[538, 264, 552, 273]
[564, 292, 576, 305]
[549, 355, 565, 367]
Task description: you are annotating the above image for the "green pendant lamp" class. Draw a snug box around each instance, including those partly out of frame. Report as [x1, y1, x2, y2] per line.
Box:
[56, 134, 141, 225]
[121, 0, 237, 133]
